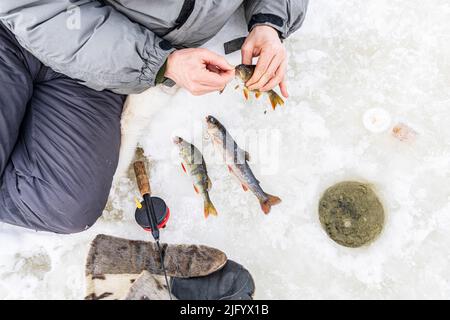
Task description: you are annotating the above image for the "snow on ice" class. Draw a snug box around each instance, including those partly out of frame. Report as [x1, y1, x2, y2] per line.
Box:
[1, 0, 450, 299]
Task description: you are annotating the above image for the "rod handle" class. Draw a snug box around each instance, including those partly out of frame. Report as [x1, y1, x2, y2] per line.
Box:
[134, 161, 151, 196]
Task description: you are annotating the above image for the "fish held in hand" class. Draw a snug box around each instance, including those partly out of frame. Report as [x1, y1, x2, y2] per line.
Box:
[206, 116, 281, 214]
[235, 64, 285, 110]
[174, 136, 218, 218]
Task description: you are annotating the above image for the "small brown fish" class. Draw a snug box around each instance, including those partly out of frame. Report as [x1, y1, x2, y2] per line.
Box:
[174, 136, 218, 218]
[206, 116, 281, 214]
[235, 64, 285, 110]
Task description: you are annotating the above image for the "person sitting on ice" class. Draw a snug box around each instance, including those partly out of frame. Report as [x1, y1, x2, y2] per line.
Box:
[0, 0, 308, 299]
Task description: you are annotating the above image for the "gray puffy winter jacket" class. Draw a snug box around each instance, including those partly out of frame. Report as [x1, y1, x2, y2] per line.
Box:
[0, 0, 308, 94]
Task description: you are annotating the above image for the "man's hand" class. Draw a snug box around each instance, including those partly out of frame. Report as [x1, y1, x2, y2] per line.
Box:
[165, 48, 234, 96]
[241, 25, 288, 98]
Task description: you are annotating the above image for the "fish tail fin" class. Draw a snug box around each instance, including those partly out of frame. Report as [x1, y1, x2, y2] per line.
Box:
[268, 91, 285, 110]
[204, 201, 218, 218]
[260, 194, 282, 215]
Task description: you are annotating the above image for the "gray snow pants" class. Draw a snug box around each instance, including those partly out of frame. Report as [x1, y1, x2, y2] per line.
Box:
[0, 24, 125, 234]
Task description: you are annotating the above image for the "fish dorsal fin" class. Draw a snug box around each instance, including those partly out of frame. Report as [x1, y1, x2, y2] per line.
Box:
[237, 148, 250, 162]
[207, 178, 212, 191]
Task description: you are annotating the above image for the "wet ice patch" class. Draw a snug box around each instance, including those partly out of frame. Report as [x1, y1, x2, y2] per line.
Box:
[13, 250, 52, 280]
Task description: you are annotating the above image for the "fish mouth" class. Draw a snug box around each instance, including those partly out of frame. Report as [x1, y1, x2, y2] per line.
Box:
[173, 136, 183, 144]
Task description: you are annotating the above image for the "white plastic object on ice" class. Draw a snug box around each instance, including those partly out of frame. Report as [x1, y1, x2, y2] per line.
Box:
[363, 108, 392, 133]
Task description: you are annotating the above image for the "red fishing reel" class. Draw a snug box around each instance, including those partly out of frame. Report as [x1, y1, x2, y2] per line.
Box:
[133, 157, 170, 239]
[135, 196, 170, 232]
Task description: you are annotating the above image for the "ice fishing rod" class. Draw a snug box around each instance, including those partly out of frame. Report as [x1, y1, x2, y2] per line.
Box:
[133, 157, 172, 300]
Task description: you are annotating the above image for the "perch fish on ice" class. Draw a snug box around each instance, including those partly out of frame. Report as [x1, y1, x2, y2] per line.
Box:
[174, 136, 218, 218]
[206, 115, 281, 214]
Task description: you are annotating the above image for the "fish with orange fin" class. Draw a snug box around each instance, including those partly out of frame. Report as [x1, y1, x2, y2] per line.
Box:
[235, 64, 285, 110]
[206, 116, 281, 214]
[173, 136, 218, 218]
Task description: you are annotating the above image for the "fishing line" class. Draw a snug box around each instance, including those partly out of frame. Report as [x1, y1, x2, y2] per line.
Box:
[156, 240, 173, 300]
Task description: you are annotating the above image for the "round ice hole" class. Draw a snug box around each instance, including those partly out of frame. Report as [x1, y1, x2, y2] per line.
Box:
[319, 181, 385, 248]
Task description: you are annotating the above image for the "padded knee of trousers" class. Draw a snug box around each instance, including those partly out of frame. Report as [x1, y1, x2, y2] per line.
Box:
[5, 168, 109, 234]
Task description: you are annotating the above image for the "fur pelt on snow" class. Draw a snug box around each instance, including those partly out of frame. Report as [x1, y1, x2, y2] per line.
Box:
[85, 234, 227, 300]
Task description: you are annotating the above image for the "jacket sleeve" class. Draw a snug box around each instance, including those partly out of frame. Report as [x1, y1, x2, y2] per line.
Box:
[0, 0, 175, 94]
[244, 0, 309, 39]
